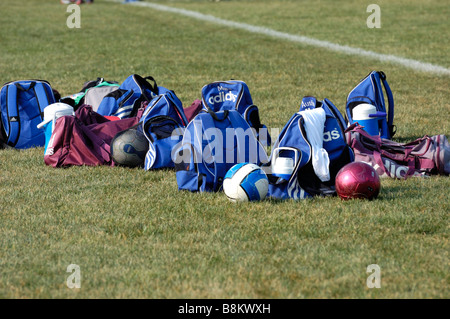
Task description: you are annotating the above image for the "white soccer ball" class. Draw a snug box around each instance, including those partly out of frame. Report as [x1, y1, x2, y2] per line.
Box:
[223, 163, 269, 202]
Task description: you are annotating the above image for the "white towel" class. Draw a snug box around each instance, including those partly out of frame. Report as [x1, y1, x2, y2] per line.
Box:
[298, 108, 330, 182]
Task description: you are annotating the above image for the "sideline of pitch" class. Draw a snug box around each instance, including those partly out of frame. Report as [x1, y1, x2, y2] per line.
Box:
[105, 0, 450, 76]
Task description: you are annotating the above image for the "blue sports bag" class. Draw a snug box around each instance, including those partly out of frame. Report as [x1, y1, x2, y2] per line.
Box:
[175, 109, 268, 192]
[346, 71, 395, 139]
[0, 79, 56, 149]
[97, 74, 170, 119]
[201, 80, 271, 146]
[266, 96, 354, 200]
[140, 91, 188, 170]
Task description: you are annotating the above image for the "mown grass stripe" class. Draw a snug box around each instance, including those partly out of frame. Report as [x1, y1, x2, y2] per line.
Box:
[113, 0, 450, 76]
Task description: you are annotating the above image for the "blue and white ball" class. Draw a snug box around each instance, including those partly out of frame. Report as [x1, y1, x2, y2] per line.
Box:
[223, 163, 269, 202]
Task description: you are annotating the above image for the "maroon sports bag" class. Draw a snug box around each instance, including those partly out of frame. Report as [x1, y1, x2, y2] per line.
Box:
[345, 124, 450, 179]
[44, 105, 139, 168]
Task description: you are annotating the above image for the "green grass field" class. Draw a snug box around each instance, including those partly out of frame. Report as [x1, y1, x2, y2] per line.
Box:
[0, 0, 448, 299]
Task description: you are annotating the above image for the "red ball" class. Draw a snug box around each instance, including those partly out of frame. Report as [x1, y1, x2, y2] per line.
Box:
[335, 162, 381, 200]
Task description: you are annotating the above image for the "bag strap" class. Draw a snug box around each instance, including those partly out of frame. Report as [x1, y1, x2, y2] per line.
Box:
[228, 109, 256, 162]
[79, 121, 111, 164]
[202, 111, 248, 191]
[322, 98, 347, 133]
[354, 124, 383, 149]
[0, 115, 8, 149]
[344, 122, 358, 144]
[6, 83, 20, 146]
[33, 82, 52, 119]
[378, 71, 396, 138]
[347, 125, 389, 176]
[379, 146, 411, 162]
[371, 150, 391, 177]
[376, 135, 431, 164]
[0, 86, 9, 147]
[165, 91, 188, 126]
[199, 112, 226, 192]
[135, 101, 147, 122]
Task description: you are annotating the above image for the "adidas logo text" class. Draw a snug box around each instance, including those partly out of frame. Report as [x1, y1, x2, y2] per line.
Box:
[208, 92, 237, 105]
[323, 128, 340, 142]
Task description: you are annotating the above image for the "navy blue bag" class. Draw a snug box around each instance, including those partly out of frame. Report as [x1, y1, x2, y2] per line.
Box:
[140, 91, 188, 170]
[346, 71, 395, 139]
[97, 74, 170, 119]
[175, 109, 268, 192]
[266, 96, 354, 200]
[0, 79, 56, 149]
[201, 80, 271, 146]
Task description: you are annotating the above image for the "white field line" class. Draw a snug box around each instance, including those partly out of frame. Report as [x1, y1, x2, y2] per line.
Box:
[112, 0, 450, 76]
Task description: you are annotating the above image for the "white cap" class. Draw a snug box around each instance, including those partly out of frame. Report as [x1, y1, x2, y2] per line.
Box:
[37, 103, 74, 129]
[353, 103, 377, 120]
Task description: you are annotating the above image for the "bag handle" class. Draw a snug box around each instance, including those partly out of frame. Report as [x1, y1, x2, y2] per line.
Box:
[372, 150, 390, 177]
[133, 75, 158, 101]
[351, 124, 383, 149]
[14, 81, 35, 91]
[206, 109, 228, 122]
[143, 75, 158, 95]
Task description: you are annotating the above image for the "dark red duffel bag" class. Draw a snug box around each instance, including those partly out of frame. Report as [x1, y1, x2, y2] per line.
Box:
[44, 105, 139, 168]
[345, 124, 450, 178]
